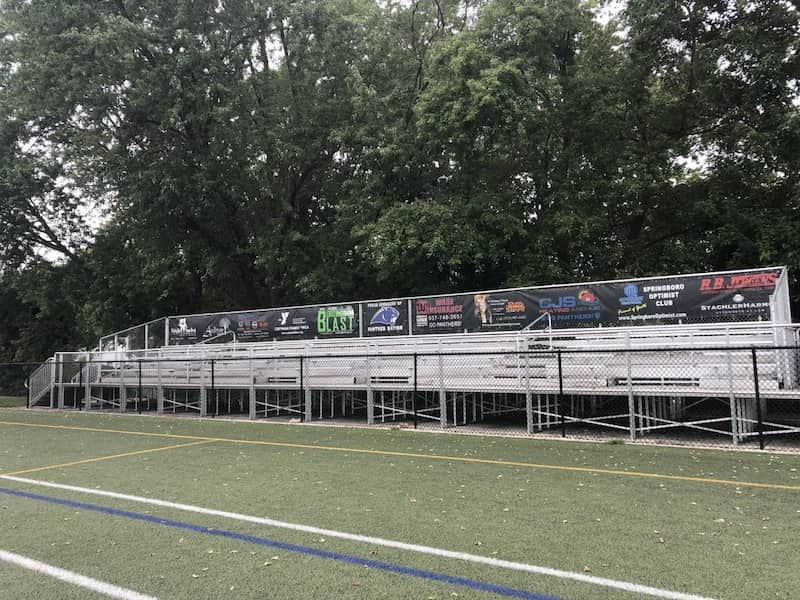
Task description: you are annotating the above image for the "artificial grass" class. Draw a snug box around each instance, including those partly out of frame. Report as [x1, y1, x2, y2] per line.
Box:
[0, 396, 25, 408]
[1, 410, 799, 599]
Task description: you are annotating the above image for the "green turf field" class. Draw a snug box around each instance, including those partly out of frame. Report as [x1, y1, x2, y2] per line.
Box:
[0, 396, 25, 408]
[0, 408, 798, 600]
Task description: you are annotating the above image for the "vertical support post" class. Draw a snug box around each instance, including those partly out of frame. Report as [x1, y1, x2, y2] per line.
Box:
[157, 354, 164, 414]
[137, 359, 143, 414]
[78, 360, 84, 411]
[413, 353, 418, 429]
[199, 352, 207, 417]
[303, 356, 312, 422]
[119, 357, 126, 412]
[211, 359, 216, 418]
[558, 350, 565, 438]
[26, 376, 30, 409]
[752, 348, 765, 450]
[248, 350, 256, 420]
[727, 346, 738, 444]
[49, 356, 56, 409]
[438, 352, 446, 427]
[626, 336, 636, 441]
[525, 352, 533, 434]
[84, 357, 92, 411]
[366, 353, 374, 425]
[57, 354, 65, 409]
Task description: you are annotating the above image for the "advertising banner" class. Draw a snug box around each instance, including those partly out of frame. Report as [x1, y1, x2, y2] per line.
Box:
[167, 268, 782, 345]
[411, 288, 605, 334]
[168, 304, 359, 345]
[411, 269, 781, 335]
[594, 269, 779, 326]
[363, 300, 409, 337]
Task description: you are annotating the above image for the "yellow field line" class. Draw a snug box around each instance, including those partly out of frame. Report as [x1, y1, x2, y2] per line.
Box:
[2, 440, 215, 477]
[1, 419, 798, 491]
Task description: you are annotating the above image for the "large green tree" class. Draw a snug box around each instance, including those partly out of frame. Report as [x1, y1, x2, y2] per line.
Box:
[0, 0, 797, 358]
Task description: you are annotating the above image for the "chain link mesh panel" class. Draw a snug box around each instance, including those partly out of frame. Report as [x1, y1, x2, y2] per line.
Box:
[14, 345, 800, 450]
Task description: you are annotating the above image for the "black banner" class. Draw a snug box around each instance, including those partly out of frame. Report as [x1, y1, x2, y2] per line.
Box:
[168, 268, 782, 344]
[363, 300, 408, 337]
[411, 269, 781, 334]
[168, 304, 359, 345]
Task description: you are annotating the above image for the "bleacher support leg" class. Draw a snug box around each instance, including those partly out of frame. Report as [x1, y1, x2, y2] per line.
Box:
[84, 363, 91, 411]
[526, 391, 533, 434]
[57, 356, 65, 409]
[626, 345, 636, 441]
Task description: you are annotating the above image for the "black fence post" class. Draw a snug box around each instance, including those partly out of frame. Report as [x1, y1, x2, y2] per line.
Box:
[137, 359, 143, 414]
[211, 359, 216, 418]
[558, 349, 565, 438]
[26, 375, 30, 409]
[751, 348, 765, 450]
[413, 353, 418, 430]
[78, 360, 84, 411]
[299, 356, 304, 422]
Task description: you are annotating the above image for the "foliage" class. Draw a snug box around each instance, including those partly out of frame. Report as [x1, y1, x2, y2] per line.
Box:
[0, 0, 797, 357]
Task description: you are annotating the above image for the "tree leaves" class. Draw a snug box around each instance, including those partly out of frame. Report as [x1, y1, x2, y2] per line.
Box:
[0, 0, 797, 358]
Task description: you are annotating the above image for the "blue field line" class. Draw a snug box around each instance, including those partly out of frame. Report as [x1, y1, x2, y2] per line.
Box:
[0, 486, 560, 600]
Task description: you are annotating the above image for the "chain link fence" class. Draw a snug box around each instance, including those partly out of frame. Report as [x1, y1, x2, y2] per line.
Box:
[8, 345, 800, 450]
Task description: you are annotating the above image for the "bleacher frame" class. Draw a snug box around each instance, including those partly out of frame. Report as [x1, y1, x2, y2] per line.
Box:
[28, 321, 800, 447]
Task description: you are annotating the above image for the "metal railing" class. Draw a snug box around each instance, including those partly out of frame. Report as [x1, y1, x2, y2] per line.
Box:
[27, 357, 55, 407]
[20, 342, 800, 450]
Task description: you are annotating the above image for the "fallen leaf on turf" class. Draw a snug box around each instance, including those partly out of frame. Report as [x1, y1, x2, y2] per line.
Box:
[583, 566, 592, 573]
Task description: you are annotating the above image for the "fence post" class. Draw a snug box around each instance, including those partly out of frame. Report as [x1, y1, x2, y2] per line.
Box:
[300, 356, 312, 422]
[157, 354, 164, 414]
[57, 354, 65, 409]
[85, 357, 92, 411]
[119, 357, 126, 412]
[211, 359, 216, 418]
[26, 375, 30, 409]
[367, 353, 374, 425]
[558, 349, 565, 438]
[626, 335, 636, 441]
[49, 355, 56, 409]
[525, 352, 533, 434]
[751, 348, 765, 450]
[137, 359, 143, 414]
[299, 356, 305, 422]
[411, 353, 418, 429]
[78, 360, 84, 411]
[248, 350, 256, 420]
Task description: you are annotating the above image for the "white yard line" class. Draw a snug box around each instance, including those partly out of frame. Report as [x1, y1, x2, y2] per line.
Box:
[0, 549, 157, 600]
[2, 475, 715, 600]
